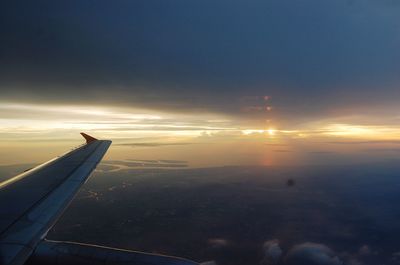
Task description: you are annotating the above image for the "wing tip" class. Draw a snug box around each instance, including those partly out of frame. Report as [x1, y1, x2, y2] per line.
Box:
[80, 132, 98, 144]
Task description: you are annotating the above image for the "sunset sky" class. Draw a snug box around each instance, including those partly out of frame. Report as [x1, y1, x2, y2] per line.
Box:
[1, 0, 400, 166]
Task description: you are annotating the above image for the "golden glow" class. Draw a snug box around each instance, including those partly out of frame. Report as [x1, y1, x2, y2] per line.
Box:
[321, 123, 400, 139]
[267, 129, 276, 136]
[2, 102, 400, 143]
[241, 128, 276, 136]
[323, 124, 376, 136]
[2, 102, 400, 167]
[242, 129, 266, 135]
[0, 102, 241, 142]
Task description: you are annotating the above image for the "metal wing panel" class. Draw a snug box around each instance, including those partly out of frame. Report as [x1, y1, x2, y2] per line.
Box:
[0, 141, 102, 233]
[0, 139, 111, 265]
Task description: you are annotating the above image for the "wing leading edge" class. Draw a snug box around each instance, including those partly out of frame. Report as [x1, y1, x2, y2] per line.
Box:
[0, 134, 111, 265]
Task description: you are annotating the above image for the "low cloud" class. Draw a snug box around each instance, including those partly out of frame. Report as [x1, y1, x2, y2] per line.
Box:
[262, 239, 283, 265]
[117, 142, 193, 147]
[103, 159, 188, 169]
[200, 261, 218, 265]
[285, 243, 342, 265]
[358, 245, 371, 256]
[207, 238, 230, 249]
[273, 150, 292, 153]
[308, 151, 335, 155]
[327, 141, 400, 145]
[391, 252, 400, 264]
[362, 148, 400, 153]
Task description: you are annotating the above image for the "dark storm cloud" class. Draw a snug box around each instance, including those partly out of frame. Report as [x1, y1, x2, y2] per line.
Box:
[1, 0, 399, 119]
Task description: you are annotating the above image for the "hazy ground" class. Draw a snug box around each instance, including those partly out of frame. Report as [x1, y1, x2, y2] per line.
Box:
[2, 160, 400, 265]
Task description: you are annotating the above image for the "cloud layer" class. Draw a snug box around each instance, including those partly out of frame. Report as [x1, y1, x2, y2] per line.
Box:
[1, 0, 400, 123]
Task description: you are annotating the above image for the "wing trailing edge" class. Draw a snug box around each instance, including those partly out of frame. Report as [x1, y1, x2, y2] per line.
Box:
[28, 240, 198, 265]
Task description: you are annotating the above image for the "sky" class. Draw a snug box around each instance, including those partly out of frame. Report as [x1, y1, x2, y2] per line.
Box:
[0, 0, 400, 166]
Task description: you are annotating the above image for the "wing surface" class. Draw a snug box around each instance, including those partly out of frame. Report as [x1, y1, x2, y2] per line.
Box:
[0, 134, 111, 265]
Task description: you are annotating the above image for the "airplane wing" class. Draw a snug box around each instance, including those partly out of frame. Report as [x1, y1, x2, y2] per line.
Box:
[0, 133, 111, 265]
[0, 133, 198, 265]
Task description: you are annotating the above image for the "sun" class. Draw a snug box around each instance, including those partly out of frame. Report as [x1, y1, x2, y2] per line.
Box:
[267, 129, 276, 136]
